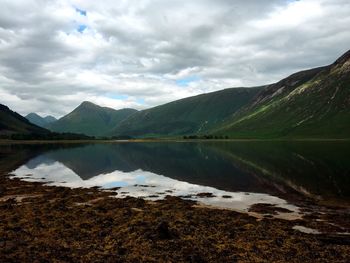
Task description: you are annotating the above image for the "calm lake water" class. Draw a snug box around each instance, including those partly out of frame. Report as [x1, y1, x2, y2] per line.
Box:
[2, 141, 350, 218]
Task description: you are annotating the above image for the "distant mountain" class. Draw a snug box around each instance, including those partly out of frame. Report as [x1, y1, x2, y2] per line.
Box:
[46, 101, 138, 137]
[215, 50, 350, 139]
[0, 104, 49, 135]
[111, 88, 262, 137]
[25, 113, 57, 128]
[43, 115, 57, 123]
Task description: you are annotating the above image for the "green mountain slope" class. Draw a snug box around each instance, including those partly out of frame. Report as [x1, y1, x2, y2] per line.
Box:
[47, 101, 138, 137]
[215, 50, 350, 139]
[0, 104, 49, 135]
[111, 87, 262, 137]
[26, 113, 57, 128]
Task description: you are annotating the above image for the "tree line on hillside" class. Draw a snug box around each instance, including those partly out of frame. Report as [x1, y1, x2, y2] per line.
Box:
[0, 132, 93, 140]
[0, 132, 232, 141]
[0, 133, 138, 141]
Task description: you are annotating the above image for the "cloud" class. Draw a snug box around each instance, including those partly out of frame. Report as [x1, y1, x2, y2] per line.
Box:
[0, 0, 349, 117]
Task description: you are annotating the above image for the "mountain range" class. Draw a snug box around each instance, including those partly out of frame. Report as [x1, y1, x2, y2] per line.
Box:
[0, 104, 49, 136]
[1, 50, 349, 139]
[110, 87, 262, 137]
[25, 113, 57, 127]
[0, 104, 90, 140]
[46, 102, 138, 137]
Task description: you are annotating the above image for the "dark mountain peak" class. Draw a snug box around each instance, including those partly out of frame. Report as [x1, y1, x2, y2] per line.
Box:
[334, 49, 350, 65]
[76, 101, 137, 114]
[25, 112, 57, 127]
[79, 101, 98, 108]
[44, 116, 57, 123]
[73, 101, 104, 114]
[48, 102, 138, 136]
[26, 112, 41, 118]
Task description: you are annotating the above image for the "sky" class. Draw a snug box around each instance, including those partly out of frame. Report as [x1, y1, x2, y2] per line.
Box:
[0, 0, 349, 118]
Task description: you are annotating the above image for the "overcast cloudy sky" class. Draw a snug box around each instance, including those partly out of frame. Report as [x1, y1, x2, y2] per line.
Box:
[0, 0, 349, 117]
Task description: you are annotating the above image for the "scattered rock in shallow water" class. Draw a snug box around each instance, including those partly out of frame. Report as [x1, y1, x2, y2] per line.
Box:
[196, 192, 216, 198]
[148, 195, 159, 198]
[249, 203, 293, 215]
[178, 195, 193, 199]
[222, 195, 232, 199]
[134, 184, 156, 188]
[107, 187, 121, 191]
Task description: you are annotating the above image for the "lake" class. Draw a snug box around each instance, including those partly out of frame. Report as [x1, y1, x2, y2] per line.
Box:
[2, 141, 350, 218]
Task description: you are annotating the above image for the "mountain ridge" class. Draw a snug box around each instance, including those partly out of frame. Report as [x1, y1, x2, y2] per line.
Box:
[214, 49, 350, 138]
[110, 87, 262, 137]
[26, 113, 57, 128]
[46, 101, 138, 137]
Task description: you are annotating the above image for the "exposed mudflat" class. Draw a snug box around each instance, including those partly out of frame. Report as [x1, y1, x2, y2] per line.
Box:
[1, 175, 349, 262]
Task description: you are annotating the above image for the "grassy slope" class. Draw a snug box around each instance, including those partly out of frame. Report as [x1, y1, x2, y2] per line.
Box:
[47, 101, 138, 137]
[111, 87, 262, 137]
[215, 51, 350, 139]
[0, 104, 49, 135]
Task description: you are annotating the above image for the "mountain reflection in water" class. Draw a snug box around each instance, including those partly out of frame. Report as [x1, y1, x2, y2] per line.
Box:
[3, 141, 350, 214]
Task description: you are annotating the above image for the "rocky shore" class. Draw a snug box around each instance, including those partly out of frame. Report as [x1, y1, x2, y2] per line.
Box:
[1, 174, 349, 262]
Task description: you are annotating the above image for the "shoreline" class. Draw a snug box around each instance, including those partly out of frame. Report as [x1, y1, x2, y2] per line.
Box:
[1, 174, 349, 262]
[0, 138, 350, 145]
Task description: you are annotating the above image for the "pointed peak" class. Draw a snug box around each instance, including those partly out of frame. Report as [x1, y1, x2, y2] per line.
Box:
[80, 101, 97, 107]
[26, 112, 41, 118]
[76, 101, 101, 111]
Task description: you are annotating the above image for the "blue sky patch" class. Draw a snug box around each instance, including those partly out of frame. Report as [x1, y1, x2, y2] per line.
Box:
[108, 94, 128, 100]
[75, 7, 87, 16]
[176, 76, 201, 87]
[77, 24, 87, 33]
[136, 98, 145, 105]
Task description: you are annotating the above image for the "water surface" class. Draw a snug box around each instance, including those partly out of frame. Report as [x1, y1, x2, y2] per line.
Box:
[2, 141, 350, 217]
